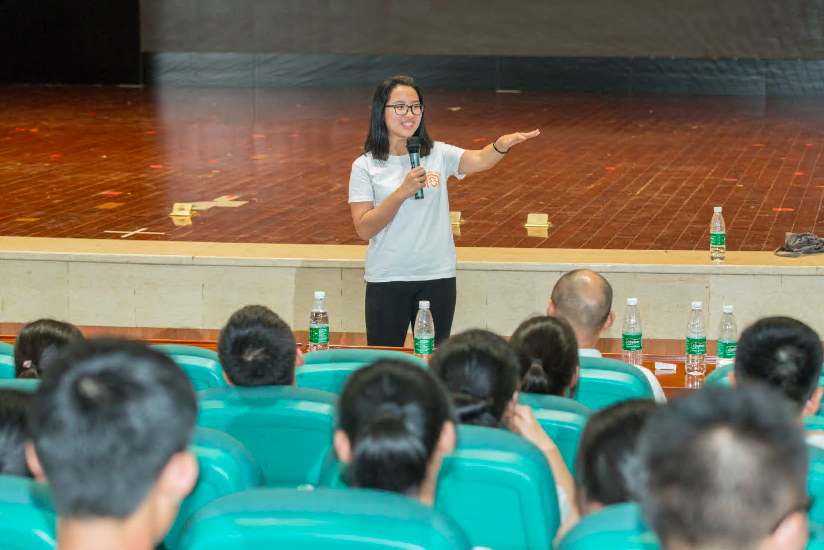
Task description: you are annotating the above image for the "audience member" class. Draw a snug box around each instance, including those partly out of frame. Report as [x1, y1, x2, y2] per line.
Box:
[335, 359, 456, 504]
[638, 386, 810, 550]
[14, 319, 84, 379]
[509, 315, 579, 397]
[26, 339, 199, 550]
[732, 316, 824, 447]
[0, 389, 32, 478]
[217, 305, 303, 387]
[429, 329, 576, 521]
[547, 269, 665, 401]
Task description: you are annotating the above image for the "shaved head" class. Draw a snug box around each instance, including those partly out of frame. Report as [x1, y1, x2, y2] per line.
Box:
[550, 270, 613, 338]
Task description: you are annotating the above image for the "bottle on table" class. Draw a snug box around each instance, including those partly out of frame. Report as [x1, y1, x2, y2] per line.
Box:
[621, 297, 643, 367]
[716, 304, 738, 369]
[685, 301, 707, 375]
[413, 301, 435, 361]
[308, 291, 330, 352]
[710, 206, 726, 263]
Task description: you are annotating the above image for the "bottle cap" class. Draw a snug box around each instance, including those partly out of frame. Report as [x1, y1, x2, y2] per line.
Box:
[714, 206, 722, 213]
[314, 291, 325, 299]
[419, 301, 430, 309]
[691, 301, 702, 309]
[723, 304, 734, 313]
[627, 298, 638, 306]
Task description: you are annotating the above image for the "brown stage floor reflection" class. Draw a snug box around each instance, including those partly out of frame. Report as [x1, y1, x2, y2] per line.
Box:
[3, 86, 823, 250]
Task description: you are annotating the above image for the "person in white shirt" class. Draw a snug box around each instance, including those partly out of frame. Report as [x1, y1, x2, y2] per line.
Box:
[546, 269, 666, 402]
[349, 75, 539, 347]
[729, 316, 824, 449]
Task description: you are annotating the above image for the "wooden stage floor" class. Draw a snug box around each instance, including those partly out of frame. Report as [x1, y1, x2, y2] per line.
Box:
[2, 86, 824, 251]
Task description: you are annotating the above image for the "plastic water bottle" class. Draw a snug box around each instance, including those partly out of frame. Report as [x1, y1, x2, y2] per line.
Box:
[308, 291, 329, 352]
[717, 304, 738, 369]
[621, 298, 643, 366]
[710, 206, 726, 263]
[413, 301, 435, 361]
[685, 301, 707, 375]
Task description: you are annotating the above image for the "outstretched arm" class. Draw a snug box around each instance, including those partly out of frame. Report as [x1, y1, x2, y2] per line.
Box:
[458, 129, 540, 175]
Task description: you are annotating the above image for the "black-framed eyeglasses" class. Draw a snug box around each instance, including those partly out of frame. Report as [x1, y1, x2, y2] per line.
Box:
[771, 495, 814, 533]
[386, 103, 424, 116]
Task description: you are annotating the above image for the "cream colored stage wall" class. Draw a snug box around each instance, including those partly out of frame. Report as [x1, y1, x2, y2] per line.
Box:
[2, 237, 824, 340]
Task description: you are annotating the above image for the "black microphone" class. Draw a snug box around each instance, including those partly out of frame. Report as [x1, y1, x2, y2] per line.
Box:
[407, 136, 423, 200]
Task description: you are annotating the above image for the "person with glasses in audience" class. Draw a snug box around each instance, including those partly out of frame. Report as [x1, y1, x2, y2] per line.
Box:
[638, 386, 811, 550]
[349, 75, 539, 348]
[730, 316, 824, 449]
[26, 339, 199, 550]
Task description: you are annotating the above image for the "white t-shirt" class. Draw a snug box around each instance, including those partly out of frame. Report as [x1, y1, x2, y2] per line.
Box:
[349, 142, 466, 283]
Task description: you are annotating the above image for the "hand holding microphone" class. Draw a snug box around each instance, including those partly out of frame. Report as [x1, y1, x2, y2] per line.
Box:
[400, 166, 427, 200]
[407, 136, 424, 200]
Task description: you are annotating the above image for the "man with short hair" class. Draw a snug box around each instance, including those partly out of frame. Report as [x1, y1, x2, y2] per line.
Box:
[731, 316, 824, 446]
[26, 339, 199, 550]
[547, 269, 665, 401]
[638, 386, 810, 550]
[218, 305, 304, 387]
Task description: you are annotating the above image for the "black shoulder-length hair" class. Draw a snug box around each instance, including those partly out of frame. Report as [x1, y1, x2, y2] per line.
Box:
[362, 76, 434, 161]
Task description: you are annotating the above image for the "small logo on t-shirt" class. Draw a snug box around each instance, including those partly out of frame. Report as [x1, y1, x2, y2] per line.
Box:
[426, 172, 440, 188]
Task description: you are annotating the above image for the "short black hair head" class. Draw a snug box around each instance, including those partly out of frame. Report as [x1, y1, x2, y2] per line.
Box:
[638, 386, 809, 550]
[362, 75, 434, 161]
[14, 319, 84, 379]
[218, 305, 297, 387]
[429, 329, 520, 427]
[734, 316, 823, 411]
[550, 270, 613, 336]
[0, 389, 33, 478]
[338, 359, 455, 496]
[509, 315, 579, 396]
[27, 338, 197, 519]
[574, 399, 657, 513]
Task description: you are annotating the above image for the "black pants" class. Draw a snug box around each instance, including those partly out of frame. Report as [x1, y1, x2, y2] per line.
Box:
[365, 277, 457, 347]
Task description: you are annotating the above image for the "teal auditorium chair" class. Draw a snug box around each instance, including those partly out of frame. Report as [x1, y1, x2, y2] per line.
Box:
[151, 344, 227, 391]
[0, 341, 15, 379]
[0, 475, 56, 550]
[518, 393, 592, 473]
[556, 502, 659, 550]
[163, 427, 264, 550]
[707, 364, 824, 417]
[0, 378, 40, 392]
[197, 386, 336, 487]
[577, 356, 655, 410]
[178, 487, 472, 550]
[808, 446, 824, 526]
[298, 348, 427, 394]
[320, 426, 562, 550]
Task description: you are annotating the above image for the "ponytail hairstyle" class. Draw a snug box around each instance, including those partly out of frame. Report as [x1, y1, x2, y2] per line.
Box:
[362, 75, 434, 161]
[338, 359, 455, 496]
[574, 399, 658, 514]
[429, 330, 520, 428]
[14, 319, 84, 379]
[509, 316, 580, 397]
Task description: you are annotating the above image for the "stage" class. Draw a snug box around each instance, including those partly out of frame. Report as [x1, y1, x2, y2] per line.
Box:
[2, 86, 824, 346]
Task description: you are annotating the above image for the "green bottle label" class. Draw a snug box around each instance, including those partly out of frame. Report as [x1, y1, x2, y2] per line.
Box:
[718, 341, 737, 359]
[710, 233, 726, 246]
[687, 337, 707, 355]
[622, 334, 642, 351]
[310, 325, 329, 344]
[414, 336, 434, 355]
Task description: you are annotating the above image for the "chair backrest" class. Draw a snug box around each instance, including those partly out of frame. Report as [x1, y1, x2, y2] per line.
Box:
[197, 386, 336, 487]
[151, 345, 227, 391]
[809, 445, 824, 526]
[577, 356, 655, 410]
[178, 487, 473, 550]
[318, 425, 562, 550]
[0, 341, 15, 379]
[163, 427, 264, 549]
[298, 349, 426, 394]
[0, 378, 40, 392]
[557, 502, 660, 550]
[704, 363, 733, 387]
[518, 393, 592, 473]
[0, 475, 57, 550]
